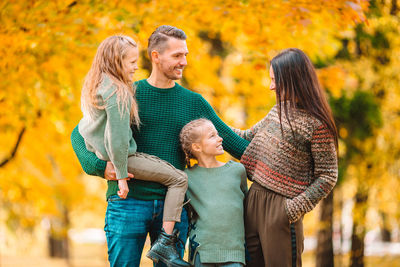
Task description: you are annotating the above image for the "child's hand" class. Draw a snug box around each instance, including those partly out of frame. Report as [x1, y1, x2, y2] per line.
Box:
[117, 178, 129, 199]
[105, 161, 134, 180]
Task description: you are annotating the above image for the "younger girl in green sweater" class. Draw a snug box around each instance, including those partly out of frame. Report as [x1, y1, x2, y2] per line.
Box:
[180, 118, 248, 267]
[78, 35, 189, 267]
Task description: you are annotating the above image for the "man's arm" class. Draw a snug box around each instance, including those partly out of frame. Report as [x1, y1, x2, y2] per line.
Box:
[198, 97, 250, 159]
[71, 125, 107, 178]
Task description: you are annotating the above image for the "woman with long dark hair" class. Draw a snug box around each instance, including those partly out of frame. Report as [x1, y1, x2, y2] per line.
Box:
[232, 48, 338, 266]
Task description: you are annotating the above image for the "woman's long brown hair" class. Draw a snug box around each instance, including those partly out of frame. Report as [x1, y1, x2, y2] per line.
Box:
[271, 48, 338, 149]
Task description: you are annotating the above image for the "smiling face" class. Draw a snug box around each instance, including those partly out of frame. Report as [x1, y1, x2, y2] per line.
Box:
[122, 46, 139, 82]
[193, 121, 224, 157]
[154, 37, 188, 80]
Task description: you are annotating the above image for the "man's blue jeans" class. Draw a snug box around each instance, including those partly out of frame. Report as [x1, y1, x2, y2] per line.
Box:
[105, 195, 189, 267]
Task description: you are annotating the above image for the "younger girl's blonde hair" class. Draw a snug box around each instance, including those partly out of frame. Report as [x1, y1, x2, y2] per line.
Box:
[179, 118, 211, 168]
[81, 35, 140, 126]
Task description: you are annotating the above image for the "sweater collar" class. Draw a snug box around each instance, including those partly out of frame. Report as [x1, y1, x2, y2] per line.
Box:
[141, 79, 179, 93]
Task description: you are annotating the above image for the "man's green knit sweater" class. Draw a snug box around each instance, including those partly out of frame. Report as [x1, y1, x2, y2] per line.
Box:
[71, 79, 250, 200]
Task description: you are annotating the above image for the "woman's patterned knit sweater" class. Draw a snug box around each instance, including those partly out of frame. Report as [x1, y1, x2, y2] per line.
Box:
[233, 104, 338, 223]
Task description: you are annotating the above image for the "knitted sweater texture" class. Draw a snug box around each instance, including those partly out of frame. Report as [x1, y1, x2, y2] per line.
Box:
[71, 79, 249, 200]
[78, 74, 137, 180]
[233, 104, 338, 223]
[185, 161, 247, 265]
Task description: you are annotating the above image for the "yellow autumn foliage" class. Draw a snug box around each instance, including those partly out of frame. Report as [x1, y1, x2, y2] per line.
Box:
[0, 0, 369, 232]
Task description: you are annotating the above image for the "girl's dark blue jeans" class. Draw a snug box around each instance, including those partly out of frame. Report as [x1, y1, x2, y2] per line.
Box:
[105, 195, 189, 267]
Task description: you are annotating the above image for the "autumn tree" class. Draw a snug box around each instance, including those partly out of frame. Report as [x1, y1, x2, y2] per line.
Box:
[344, 1, 400, 265]
[0, 0, 132, 258]
[0, 0, 369, 261]
[316, 1, 400, 266]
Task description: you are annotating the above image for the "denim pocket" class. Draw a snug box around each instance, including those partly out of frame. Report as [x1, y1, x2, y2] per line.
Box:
[105, 197, 152, 236]
[108, 195, 124, 202]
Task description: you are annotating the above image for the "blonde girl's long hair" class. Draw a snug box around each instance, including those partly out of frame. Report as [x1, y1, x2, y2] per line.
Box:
[81, 35, 140, 126]
[179, 118, 211, 168]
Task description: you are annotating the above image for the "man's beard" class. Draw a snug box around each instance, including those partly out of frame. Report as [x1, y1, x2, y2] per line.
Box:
[161, 64, 183, 80]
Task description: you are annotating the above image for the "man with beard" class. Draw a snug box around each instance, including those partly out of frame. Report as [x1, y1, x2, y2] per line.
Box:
[71, 25, 249, 267]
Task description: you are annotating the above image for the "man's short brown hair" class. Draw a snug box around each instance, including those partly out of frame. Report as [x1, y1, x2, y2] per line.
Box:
[147, 25, 187, 60]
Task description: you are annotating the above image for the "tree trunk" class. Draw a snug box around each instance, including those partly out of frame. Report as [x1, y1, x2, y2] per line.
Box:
[350, 222, 365, 267]
[391, 0, 398, 15]
[336, 188, 344, 267]
[380, 212, 391, 242]
[48, 209, 70, 263]
[49, 235, 69, 258]
[316, 191, 334, 267]
[350, 190, 368, 267]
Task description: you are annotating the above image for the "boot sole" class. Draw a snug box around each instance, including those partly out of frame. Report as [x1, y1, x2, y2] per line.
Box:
[146, 250, 188, 267]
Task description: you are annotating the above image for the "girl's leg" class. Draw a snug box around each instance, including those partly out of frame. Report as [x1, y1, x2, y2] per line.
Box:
[219, 263, 244, 267]
[149, 205, 189, 267]
[127, 153, 190, 267]
[193, 253, 215, 267]
[162, 221, 175, 235]
[127, 152, 188, 231]
[194, 253, 243, 267]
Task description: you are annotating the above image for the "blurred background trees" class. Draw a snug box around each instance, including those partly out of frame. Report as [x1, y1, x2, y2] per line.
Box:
[1, 0, 399, 266]
[323, 1, 400, 266]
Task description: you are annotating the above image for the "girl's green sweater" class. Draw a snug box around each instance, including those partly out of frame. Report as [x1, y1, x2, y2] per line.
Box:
[185, 161, 248, 265]
[78, 75, 137, 180]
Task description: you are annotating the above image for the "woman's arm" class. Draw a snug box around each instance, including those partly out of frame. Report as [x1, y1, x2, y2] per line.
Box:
[229, 127, 254, 141]
[284, 123, 338, 223]
[230, 115, 269, 142]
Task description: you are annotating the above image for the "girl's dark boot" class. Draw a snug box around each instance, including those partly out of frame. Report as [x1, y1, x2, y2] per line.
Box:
[146, 228, 190, 267]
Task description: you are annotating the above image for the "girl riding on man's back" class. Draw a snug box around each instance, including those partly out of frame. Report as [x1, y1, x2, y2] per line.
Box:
[78, 35, 190, 267]
[179, 118, 248, 267]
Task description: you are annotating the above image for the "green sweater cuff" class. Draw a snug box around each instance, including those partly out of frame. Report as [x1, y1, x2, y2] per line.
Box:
[94, 158, 107, 178]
